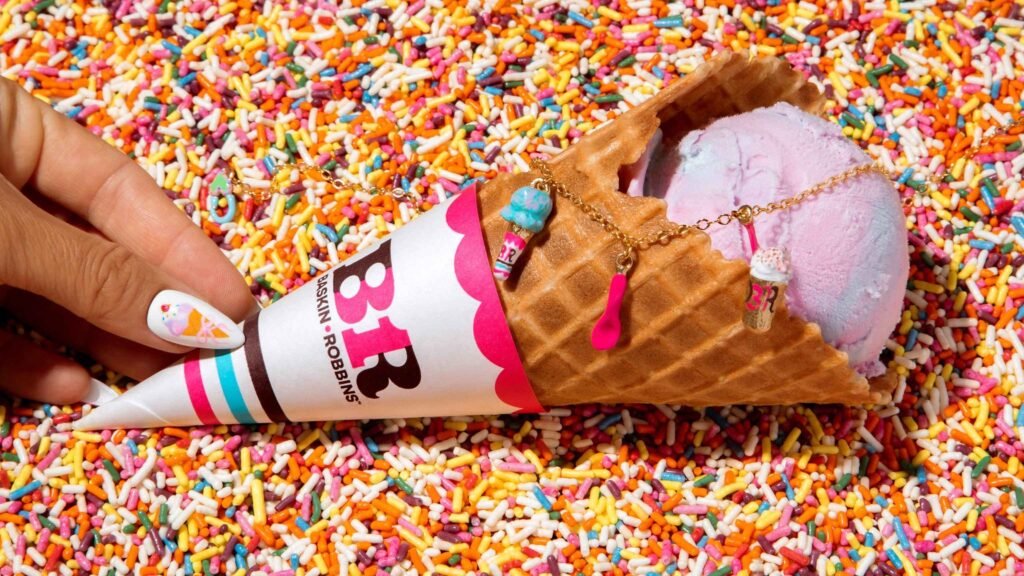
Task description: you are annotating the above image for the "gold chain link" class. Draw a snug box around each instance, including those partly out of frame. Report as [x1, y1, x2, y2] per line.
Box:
[531, 115, 1024, 268]
[227, 162, 411, 204]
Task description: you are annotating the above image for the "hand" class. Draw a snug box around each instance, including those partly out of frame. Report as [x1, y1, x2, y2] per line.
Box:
[0, 78, 257, 404]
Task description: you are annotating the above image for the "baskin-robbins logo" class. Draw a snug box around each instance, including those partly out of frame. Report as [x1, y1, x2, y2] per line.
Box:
[314, 239, 422, 405]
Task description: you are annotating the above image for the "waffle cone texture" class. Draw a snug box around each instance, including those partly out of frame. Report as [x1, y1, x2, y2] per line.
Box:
[479, 52, 897, 407]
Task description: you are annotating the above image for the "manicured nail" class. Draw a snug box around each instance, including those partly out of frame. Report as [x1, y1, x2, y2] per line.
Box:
[83, 378, 119, 406]
[147, 290, 245, 349]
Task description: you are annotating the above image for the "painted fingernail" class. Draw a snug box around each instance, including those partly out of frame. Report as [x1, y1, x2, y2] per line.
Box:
[147, 290, 245, 350]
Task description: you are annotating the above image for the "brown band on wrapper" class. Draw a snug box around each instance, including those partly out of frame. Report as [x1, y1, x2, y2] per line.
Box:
[244, 315, 288, 422]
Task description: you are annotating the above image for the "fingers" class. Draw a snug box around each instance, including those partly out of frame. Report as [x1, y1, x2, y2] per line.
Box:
[3, 290, 178, 380]
[0, 78, 255, 322]
[0, 178, 243, 352]
[0, 329, 91, 404]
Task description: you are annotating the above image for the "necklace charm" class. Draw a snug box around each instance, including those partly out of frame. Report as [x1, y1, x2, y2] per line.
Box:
[592, 250, 635, 350]
[744, 247, 792, 332]
[493, 184, 553, 281]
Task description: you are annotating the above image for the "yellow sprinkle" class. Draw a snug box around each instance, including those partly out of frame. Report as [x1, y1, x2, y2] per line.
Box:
[714, 481, 746, 499]
[398, 527, 429, 551]
[913, 280, 944, 294]
[252, 479, 266, 525]
[755, 509, 781, 530]
[781, 429, 801, 453]
[596, 6, 622, 20]
[446, 453, 476, 469]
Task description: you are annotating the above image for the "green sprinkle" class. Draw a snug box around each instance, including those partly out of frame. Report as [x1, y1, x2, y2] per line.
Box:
[415, 165, 426, 178]
[504, 80, 524, 88]
[107, 569, 117, 576]
[254, 469, 264, 480]
[842, 113, 865, 129]
[32, 0, 56, 12]
[973, 455, 991, 478]
[1015, 486, 1024, 508]
[336, 224, 350, 238]
[139, 512, 154, 531]
[866, 73, 880, 88]
[960, 206, 981, 222]
[693, 475, 715, 488]
[285, 41, 297, 55]
[1007, 140, 1022, 151]
[286, 63, 304, 75]
[395, 478, 414, 494]
[982, 177, 1000, 198]
[102, 460, 121, 483]
[1002, 243, 1014, 254]
[38, 516, 57, 531]
[617, 55, 636, 68]
[836, 473, 852, 490]
[202, 559, 212, 576]
[708, 565, 732, 576]
[889, 54, 908, 68]
[708, 512, 718, 529]
[158, 0, 169, 12]
[159, 503, 169, 525]
[953, 226, 974, 235]
[284, 193, 302, 211]
[595, 93, 623, 104]
[312, 492, 322, 523]
[123, 524, 138, 534]
[549, 511, 561, 520]
[285, 133, 299, 154]
[2, 453, 19, 462]
[322, 160, 338, 171]
[871, 64, 894, 76]
[448, 554, 461, 566]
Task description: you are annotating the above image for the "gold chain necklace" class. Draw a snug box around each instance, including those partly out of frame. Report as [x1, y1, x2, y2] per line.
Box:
[495, 116, 1024, 349]
[224, 162, 413, 205]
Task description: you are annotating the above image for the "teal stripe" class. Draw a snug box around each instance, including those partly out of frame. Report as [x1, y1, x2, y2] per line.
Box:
[214, 350, 255, 423]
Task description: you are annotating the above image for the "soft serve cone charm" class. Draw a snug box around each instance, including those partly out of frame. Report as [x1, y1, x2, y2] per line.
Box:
[493, 185, 552, 281]
[743, 247, 792, 332]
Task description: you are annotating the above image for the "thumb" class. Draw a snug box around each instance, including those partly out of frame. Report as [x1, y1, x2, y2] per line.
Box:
[0, 180, 244, 352]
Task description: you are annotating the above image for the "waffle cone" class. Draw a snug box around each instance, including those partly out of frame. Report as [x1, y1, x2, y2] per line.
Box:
[479, 52, 897, 407]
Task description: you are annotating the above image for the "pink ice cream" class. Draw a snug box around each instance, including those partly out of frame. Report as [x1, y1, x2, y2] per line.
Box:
[622, 103, 907, 377]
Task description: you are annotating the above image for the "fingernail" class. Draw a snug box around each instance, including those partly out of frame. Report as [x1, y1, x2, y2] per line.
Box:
[147, 290, 245, 350]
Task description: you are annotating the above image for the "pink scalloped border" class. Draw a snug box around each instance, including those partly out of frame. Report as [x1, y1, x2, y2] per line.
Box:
[446, 186, 543, 413]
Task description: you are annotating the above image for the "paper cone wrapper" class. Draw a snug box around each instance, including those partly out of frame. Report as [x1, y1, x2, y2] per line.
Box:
[76, 52, 895, 430]
[480, 51, 896, 407]
[77, 188, 544, 430]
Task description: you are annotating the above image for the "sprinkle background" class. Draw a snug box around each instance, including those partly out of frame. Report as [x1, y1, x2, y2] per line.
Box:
[1, 0, 1023, 574]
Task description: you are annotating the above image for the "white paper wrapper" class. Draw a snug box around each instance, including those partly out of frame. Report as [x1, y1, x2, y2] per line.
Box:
[76, 189, 542, 430]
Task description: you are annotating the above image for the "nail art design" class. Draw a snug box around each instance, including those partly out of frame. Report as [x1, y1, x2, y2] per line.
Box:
[147, 290, 245, 349]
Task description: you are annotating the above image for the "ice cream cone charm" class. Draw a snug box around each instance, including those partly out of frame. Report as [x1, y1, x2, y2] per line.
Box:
[493, 184, 553, 281]
[744, 247, 792, 332]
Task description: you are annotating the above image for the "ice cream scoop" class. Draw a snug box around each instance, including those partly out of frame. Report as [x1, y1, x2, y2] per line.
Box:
[623, 102, 908, 377]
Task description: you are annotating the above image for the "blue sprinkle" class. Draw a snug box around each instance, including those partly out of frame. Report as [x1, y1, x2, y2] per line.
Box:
[938, 84, 948, 98]
[611, 548, 621, 563]
[161, 40, 182, 56]
[295, 518, 310, 531]
[781, 474, 795, 500]
[320, 68, 336, 77]
[898, 168, 914, 184]
[468, 141, 486, 150]
[290, 98, 306, 110]
[583, 84, 601, 95]
[291, 555, 300, 569]
[665, 563, 678, 575]
[256, 28, 267, 39]
[980, 188, 997, 212]
[66, 106, 83, 118]
[476, 67, 495, 81]
[539, 97, 555, 107]
[532, 486, 553, 510]
[875, 496, 889, 508]
[885, 548, 903, 569]
[9, 480, 42, 500]
[184, 26, 202, 38]
[696, 535, 708, 548]
[660, 471, 685, 483]
[893, 517, 911, 550]
[568, 11, 593, 28]
[342, 63, 374, 82]
[654, 15, 683, 28]
[316, 224, 339, 243]
[235, 553, 247, 570]
[850, 549, 861, 561]
[1011, 214, 1024, 237]
[373, 155, 383, 170]
[143, 102, 164, 112]
[652, 67, 665, 79]
[905, 329, 918, 351]
[529, 30, 544, 41]
[847, 106, 865, 119]
[179, 72, 197, 86]
[263, 156, 276, 174]
[340, 113, 360, 123]
[865, 532, 875, 547]
[483, 86, 504, 96]
[969, 239, 995, 250]
[235, 544, 248, 556]
[598, 414, 622, 429]
[806, 35, 820, 44]
[904, 87, 922, 97]
[226, 506, 236, 518]
[184, 555, 194, 575]
[365, 437, 379, 453]
[992, 80, 1002, 99]
[969, 536, 982, 550]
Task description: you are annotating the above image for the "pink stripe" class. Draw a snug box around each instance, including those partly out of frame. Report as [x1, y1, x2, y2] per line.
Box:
[183, 351, 219, 425]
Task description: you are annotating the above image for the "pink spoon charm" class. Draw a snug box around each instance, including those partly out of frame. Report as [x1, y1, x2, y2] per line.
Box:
[592, 273, 628, 350]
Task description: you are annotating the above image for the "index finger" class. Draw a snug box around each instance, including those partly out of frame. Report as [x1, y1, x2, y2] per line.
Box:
[0, 78, 256, 321]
